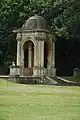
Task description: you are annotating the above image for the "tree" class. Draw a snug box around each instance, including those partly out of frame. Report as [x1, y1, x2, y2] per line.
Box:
[0, 0, 80, 68]
[52, 0, 80, 39]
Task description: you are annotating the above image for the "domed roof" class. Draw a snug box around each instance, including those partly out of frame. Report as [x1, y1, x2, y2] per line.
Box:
[21, 14, 49, 31]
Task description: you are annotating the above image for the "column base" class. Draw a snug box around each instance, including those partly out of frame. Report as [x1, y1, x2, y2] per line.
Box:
[33, 67, 47, 76]
[33, 67, 56, 77]
[47, 67, 56, 77]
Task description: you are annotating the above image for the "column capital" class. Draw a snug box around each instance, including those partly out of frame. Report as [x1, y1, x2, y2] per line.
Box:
[28, 47, 32, 50]
[16, 33, 22, 41]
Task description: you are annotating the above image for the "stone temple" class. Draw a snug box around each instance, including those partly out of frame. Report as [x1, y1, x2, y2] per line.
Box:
[10, 14, 56, 80]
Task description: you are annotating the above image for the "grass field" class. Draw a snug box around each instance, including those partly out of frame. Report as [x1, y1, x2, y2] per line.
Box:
[0, 79, 80, 120]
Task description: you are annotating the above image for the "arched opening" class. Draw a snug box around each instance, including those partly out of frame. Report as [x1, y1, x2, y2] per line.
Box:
[44, 41, 51, 68]
[23, 41, 34, 68]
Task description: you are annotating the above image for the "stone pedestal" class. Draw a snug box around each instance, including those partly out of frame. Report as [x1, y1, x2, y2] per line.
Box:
[9, 65, 20, 76]
[33, 67, 47, 76]
[73, 68, 80, 76]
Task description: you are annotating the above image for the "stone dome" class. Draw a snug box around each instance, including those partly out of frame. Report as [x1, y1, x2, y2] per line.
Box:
[21, 14, 49, 31]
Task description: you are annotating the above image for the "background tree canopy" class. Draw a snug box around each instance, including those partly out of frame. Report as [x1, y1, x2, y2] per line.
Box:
[0, 0, 80, 68]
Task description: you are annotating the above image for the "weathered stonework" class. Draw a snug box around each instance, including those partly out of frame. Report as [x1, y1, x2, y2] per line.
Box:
[10, 15, 56, 77]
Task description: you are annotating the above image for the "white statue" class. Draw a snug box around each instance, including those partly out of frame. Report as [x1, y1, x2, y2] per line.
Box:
[12, 61, 15, 66]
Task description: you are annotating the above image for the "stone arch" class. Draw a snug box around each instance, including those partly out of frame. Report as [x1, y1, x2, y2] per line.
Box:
[22, 37, 36, 48]
[23, 40, 34, 68]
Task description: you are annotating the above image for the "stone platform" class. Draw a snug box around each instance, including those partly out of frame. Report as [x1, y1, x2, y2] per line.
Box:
[8, 75, 79, 85]
[9, 75, 41, 84]
[9, 75, 57, 84]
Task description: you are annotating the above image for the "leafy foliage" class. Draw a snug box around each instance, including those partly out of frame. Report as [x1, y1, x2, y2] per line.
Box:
[0, 0, 80, 67]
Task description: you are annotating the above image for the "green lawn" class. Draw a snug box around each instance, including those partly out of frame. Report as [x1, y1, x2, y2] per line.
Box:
[0, 79, 80, 120]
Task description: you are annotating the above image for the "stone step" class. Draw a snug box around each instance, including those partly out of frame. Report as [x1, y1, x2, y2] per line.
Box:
[52, 76, 79, 85]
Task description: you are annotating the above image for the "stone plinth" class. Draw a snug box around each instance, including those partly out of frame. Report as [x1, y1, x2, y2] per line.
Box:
[33, 67, 47, 76]
[9, 65, 20, 76]
[73, 68, 80, 76]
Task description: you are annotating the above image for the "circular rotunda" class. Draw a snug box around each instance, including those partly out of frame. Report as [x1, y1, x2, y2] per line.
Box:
[10, 14, 55, 77]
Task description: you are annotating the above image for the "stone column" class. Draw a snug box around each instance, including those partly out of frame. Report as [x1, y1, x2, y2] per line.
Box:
[41, 41, 44, 67]
[38, 41, 44, 67]
[17, 40, 21, 66]
[34, 46, 37, 66]
[21, 46, 24, 75]
[52, 42, 55, 68]
[52, 41, 56, 76]
[28, 46, 32, 68]
[38, 41, 44, 76]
